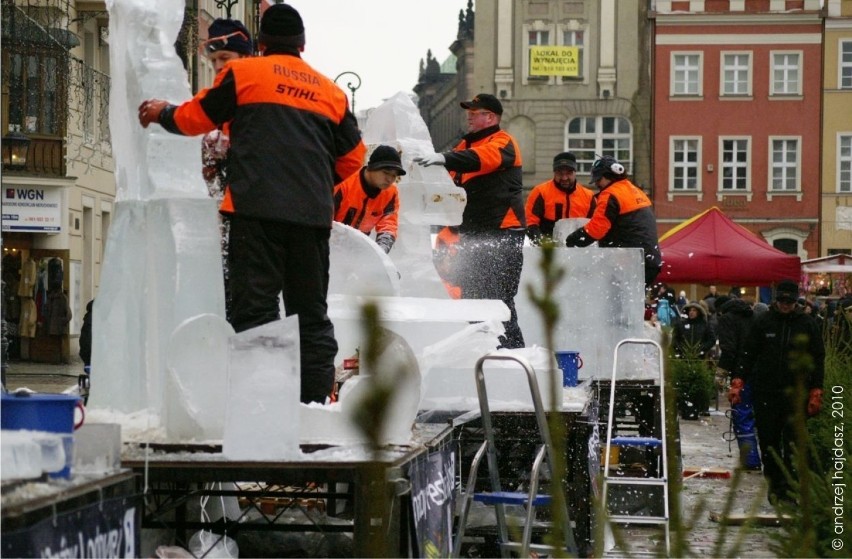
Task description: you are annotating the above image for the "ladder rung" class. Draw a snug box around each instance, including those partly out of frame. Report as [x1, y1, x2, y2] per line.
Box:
[610, 436, 662, 447]
[604, 477, 667, 485]
[473, 491, 551, 506]
[608, 515, 669, 524]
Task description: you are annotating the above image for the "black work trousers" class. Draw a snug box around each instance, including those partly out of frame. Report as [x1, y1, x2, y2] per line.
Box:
[456, 228, 525, 349]
[228, 216, 337, 404]
[754, 394, 798, 502]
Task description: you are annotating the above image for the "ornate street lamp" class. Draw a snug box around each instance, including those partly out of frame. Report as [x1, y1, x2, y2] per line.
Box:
[2, 129, 32, 171]
[334, 71, 362, 115]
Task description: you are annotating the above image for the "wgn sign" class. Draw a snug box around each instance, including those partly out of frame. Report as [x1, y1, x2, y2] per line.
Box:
[2, 186, 62, 232]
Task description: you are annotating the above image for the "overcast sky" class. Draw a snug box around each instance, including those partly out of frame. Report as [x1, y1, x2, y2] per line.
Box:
[285, 0, 467, 113]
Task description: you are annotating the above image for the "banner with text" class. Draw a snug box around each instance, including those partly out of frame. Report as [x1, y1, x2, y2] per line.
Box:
[2, 185, 62, 232]
[407, 443, 456, 558]
[530, 46, 580, 77]
[2, 495, 140, 558]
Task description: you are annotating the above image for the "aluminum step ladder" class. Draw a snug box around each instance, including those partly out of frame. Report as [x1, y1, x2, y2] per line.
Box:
[452, 352, 577, 558]
[602, 338, 670, 555]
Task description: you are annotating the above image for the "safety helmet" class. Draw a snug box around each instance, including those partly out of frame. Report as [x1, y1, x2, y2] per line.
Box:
[589, 156, 626, 183]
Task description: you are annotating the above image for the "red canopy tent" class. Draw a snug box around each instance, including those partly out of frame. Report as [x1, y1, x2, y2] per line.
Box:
[658, 207, 801, 286]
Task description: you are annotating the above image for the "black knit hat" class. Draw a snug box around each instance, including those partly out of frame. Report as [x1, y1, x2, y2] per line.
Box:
[552, 152, 577, 171]
[460, 94, 503, 115]
[205, 19, 253, 56]
[367, 145, 406, 176]
[775, 279, 799, 303]
[259, 4, 305, 48]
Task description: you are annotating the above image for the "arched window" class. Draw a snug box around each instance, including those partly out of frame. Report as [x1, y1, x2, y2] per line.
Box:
[565, 116, 632, 175]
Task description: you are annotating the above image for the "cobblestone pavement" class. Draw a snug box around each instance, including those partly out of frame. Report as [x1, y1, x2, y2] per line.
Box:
[3, 356, 84, 394]
[3, 361, 782, 556]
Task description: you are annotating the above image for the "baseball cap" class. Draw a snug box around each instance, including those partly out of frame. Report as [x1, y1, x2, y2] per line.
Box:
[774, 279, 799, 303]
[553, 152, 577, 171]
[367, 145, 406, 176]
[460, 94, 503, 115]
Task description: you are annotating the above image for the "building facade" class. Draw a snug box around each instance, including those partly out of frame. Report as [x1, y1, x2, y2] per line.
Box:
[651, 0, 823, 260]
[2, 0, 115, 363]
[416, 0, 654, 192]
[822, 0, 852, 255]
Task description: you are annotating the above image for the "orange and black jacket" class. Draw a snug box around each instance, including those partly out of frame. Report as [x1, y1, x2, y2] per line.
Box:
[564, 178, 661, 268]
[333, 168, 399, 252]
[443, 125, 525, 233]
[525, 180, 595, 243]
[158, 51, 365, 228]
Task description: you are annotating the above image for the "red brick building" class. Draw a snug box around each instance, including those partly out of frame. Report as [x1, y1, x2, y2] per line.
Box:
[651, 0, 823, 260]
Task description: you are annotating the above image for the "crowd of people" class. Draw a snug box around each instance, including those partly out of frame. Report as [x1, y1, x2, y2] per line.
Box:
[650, 279, 852, 505]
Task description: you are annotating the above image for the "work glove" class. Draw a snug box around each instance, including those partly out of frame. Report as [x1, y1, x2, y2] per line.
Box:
[728, 377, 744, 406]
[807, 388, 824, 417]
[526, 225, 542, 246]
[565, 227, 593, 248]
[714, 367, 729, 391]
[375, 232, 395, 254]
[414, 153, 446, 167]
[138, 99, 170, 128]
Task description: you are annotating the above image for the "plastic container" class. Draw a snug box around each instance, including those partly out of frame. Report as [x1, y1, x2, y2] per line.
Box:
[554, 350, 583, 387]
[1, 392, 84, 478]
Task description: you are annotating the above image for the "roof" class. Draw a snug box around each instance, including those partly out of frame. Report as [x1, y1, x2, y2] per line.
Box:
[659, 207, 801, 286]
[801, 253, 852, 274]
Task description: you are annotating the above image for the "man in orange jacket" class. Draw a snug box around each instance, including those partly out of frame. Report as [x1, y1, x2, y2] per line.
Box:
[564, 155, 661, 288]
[414, 94, 526, 349]
[333, 145, 403, 253]
[525, 151, 595, 245]
[138, 4, 365, 404]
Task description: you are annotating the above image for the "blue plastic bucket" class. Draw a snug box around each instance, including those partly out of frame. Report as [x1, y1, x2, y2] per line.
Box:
[1, 392, 84, 478]
[554, 351, 583, 387]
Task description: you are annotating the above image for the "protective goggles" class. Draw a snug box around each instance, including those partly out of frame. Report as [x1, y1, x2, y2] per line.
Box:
[200, 31, 249, 55]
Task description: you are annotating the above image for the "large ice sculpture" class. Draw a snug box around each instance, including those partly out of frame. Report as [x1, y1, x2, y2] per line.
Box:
[89, 0, 225, 413]
[516, 247, 649, 381]
[362, 92, 466, 298]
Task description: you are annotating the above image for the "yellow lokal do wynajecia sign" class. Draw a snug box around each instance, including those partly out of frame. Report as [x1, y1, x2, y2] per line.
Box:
[529, 46, 580, 76]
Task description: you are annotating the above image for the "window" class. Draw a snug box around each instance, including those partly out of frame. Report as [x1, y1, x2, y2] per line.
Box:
[527, 29, 550, 81]
[770, 51, 801, 96]
[670, 138, 701, 192]
[769, 138, 800, 192]
[561, 29, 585, 80]
[720, 138, 750, 192]
[840, 134, 852, 193]
[565, 116, 632, 176]
[721, 52, 751, 96]
[671, 53, 702, 96]
[7, 50, 65, 136]
[841, 40, 852, 90]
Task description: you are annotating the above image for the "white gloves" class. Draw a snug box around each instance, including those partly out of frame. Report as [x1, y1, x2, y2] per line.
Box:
[414, 153, 446, 167]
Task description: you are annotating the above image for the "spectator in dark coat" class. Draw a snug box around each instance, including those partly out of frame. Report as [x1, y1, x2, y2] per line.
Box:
[717, 297, 761, 469]
[737, 280, 825, 505]
[79, 299, 93, 368]
[672, 302, 716, 359]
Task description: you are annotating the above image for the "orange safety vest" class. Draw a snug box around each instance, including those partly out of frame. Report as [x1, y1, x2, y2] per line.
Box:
[525, 180, 595, 236]
[333, 169, 399, 238]
[445, 125, 525, 232]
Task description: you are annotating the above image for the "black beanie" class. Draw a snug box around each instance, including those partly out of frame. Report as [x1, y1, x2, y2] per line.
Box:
[260, 4, 305, 48]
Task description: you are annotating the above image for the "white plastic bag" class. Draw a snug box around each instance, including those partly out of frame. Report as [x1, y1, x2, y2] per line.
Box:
[188, 486, 239, 558]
